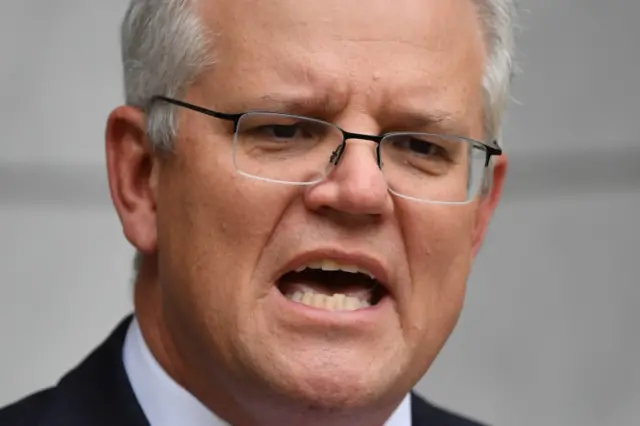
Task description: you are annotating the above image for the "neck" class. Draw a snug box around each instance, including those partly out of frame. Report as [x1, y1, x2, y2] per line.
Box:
[133, 255, 403, 426]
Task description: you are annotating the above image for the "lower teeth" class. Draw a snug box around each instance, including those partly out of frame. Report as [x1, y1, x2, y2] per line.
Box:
[286, 291, 370, 311]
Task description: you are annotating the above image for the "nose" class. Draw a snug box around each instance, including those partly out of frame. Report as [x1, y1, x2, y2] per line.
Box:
[304, 140, 392, 218]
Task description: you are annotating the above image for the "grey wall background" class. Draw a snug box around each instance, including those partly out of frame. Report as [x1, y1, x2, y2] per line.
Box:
[1, 1, 638, 425]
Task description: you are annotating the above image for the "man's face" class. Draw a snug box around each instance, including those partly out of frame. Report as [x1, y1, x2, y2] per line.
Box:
[151, 0, 497, 409]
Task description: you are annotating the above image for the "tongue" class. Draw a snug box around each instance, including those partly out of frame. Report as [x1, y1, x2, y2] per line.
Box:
[280, 270, 375, 300]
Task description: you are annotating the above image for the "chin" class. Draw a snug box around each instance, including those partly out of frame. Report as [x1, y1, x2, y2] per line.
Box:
[283, 376, 385, 410]
[249, 347, 403, 410]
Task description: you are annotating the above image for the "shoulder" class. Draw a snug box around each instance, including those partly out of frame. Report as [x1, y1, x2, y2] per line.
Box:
[0, 316, 147, 426]
[0, 389, 54, 426]
[411, 392, 488, 426]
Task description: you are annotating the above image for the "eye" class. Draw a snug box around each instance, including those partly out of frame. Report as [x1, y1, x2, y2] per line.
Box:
[257, 124, 308, 140]
[407, 138, 439, 156]
[390, 135, 448, 158]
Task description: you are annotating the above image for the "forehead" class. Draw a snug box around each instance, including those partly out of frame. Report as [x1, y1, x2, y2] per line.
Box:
[197, 0, 486, 127]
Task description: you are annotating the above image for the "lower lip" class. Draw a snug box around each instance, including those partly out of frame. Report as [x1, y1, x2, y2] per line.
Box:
[270, 286, 394, 328]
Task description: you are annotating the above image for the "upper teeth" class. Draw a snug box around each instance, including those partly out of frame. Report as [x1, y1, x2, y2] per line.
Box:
[295, 260, 375, 280]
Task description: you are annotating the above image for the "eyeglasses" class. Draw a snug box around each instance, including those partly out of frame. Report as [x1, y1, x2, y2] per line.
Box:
[151, 96, 502, 204]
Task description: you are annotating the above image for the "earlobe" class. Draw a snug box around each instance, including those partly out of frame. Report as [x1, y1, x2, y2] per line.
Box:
[471, 154, 508, 256]
[105, 106, 159, 254]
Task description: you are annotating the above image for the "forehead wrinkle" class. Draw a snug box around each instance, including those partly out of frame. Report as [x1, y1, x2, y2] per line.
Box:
[234, 65, 353, 116]
[336, 36, 448, 55]
[204, 56, 352, 117]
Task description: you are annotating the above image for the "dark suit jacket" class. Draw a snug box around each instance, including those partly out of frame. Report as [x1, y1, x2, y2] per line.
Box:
[0, 316, 486, 425]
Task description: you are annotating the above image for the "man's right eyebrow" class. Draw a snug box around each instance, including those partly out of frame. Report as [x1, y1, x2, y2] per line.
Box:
[252, 93, 338, 116]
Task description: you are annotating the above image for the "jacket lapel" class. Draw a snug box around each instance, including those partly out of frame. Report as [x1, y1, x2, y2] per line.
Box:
[410, 392, 486, 426]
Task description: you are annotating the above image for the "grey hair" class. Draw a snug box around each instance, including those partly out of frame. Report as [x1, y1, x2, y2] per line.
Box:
[121, 0, 214, 151]
[475, 0, 520, 142]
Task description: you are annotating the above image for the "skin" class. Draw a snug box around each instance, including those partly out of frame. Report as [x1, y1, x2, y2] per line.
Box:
[106, 0, 508, 425]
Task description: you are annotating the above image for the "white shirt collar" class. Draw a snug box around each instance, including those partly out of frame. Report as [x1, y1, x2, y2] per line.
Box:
[123, 317, 412, 426]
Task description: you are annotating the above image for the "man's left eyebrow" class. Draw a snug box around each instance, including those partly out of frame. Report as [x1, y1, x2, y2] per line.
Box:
[387, 108, 466, 134]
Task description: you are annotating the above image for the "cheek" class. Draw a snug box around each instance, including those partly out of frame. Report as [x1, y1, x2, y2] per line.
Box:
[154, 139, 296, 331]
[400, 205, 476, 346]
[404, 204, 475, 280]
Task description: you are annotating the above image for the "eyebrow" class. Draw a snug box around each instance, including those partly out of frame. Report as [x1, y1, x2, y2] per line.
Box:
[398, 109, 457, 127]
[382, 107, 468, 136]
[253, 93, 339, 116]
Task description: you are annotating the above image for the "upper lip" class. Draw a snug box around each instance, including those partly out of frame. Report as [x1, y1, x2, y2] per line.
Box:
[275, 248, 393, 294]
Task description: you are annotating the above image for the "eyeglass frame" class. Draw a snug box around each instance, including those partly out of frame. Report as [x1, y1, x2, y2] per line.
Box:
[149, 95, 502, 205]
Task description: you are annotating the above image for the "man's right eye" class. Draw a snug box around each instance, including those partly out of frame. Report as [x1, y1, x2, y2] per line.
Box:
[248, 122, 326, 142]
[263, 124, 300, 139]
[247, 124, 306, 140]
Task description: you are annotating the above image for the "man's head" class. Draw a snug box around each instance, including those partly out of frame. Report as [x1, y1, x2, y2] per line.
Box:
[106, 0, 516, 424]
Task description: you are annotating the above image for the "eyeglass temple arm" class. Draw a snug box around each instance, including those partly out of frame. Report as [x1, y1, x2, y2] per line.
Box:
[150, 96, 243, 126]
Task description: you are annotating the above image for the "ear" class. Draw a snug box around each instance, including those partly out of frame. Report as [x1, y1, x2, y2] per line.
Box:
[471, 153, 508, 257]
[105, 106, 160, 255]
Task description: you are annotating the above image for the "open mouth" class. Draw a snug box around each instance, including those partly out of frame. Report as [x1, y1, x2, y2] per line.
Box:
[277, 260, 388, 311]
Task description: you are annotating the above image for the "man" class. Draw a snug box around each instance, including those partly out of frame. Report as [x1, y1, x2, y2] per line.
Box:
[1, 0, 517, 424]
